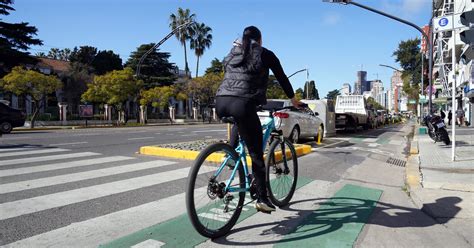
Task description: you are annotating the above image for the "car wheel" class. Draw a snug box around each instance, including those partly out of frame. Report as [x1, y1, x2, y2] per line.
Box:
[1, 121, 12, 134]
[290, 126, 300, 144]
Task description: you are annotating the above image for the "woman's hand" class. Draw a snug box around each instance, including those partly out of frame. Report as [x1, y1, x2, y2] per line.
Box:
[291, 97, 304, 109]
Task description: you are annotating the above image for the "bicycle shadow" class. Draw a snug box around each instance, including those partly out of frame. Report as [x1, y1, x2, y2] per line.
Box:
[210, 196, 462, 246]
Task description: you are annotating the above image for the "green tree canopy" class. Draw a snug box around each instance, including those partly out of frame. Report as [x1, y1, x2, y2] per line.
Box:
[1, 66, 62, 127]
[92, 50, 123, 75]
[47, 48, 72, 61]
[140, 86, 186, 109]
[125, 43, 176, 88]
[70, 46, 98, 65]
[82, 68, 143, 111]
[205, 58, 223, 75]
[326, 89, 341, 100]
[190, 22, 213, 77]
[187, 72, 223, 105]
[0, 0, 42, 75]
[393, 38, 425, 113]
[266, 75, 287, 99]
[169, 7, 196, 76]
[295, 88, 304, 100]
[303, 80, 319, 100]
[366, 97, 385, 110]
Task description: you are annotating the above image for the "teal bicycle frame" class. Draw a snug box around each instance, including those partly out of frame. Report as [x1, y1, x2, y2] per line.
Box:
[214, 114, 277, 194]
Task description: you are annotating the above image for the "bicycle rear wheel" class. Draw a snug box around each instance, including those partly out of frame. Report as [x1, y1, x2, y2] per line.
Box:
[186, 143, 246, 238]
[265, 138, 298, 207]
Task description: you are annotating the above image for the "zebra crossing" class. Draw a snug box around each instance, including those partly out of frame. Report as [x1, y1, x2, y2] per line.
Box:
[0, 145, 374, 248]
[0, 145, 200, 247]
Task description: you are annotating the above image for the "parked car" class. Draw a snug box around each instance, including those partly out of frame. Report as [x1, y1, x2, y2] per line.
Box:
[258, 99, 324, 143]
[0, 102, 26, 133]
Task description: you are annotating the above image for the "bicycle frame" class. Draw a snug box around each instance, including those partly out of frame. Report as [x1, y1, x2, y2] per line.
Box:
[213, 114, 277, 194]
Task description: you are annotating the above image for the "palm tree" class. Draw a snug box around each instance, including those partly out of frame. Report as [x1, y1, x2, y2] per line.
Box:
[169, 8, 196, 77]
[190, 23, 212, 78]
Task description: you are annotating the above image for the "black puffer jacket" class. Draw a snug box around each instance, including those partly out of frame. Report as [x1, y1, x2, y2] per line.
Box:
[216, 43, 269, 105]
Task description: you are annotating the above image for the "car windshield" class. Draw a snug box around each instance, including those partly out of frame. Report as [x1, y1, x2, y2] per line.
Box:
[262, 101, 285, 110]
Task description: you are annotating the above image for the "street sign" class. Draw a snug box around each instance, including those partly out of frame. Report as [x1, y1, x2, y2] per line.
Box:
[433, 14, 463, 32]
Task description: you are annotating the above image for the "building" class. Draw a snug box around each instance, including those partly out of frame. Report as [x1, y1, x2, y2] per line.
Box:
[370, 80, 384, 99]
[353, 71, 369, 95]
[432, 0, 473, 126]
[341, 83, 352, 95]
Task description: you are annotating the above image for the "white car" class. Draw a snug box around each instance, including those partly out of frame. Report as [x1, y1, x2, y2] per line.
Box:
[258, 99, 324, 143]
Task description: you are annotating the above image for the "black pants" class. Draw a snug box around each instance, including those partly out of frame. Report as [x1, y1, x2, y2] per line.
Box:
[216, 96, 267, 199]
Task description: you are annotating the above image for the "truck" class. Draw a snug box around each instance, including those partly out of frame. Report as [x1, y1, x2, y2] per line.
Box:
[334, 95, 369, 132]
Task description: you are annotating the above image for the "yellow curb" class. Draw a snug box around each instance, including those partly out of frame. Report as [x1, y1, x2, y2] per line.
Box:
[140, 144, 312, 163]
[405, 155, 421, 189]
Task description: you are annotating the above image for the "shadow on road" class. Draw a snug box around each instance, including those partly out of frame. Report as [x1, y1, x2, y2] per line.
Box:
[211, 196, 462, 246]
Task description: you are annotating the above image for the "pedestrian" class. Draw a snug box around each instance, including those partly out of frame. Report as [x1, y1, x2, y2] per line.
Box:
[456, 108, 465, 127]
[440, 109, 446, 121]
[215, 26, 302, 212]
[448, 110, 452, 125]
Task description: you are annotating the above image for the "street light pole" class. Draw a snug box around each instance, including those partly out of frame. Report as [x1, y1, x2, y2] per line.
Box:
[325, 0, 433, 114]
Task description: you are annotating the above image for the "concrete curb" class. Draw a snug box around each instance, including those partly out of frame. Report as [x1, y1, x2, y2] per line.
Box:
[140, 144, 313, 162]
[406, 125, 422, 190]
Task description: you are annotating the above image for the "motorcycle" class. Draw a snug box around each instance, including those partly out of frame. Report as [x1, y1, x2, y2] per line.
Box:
[424, 114, 451, 145]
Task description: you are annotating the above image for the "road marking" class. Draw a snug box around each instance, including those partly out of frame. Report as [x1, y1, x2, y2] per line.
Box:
[125, 130, 148, 134]
[0, 148, 69, 157]
[131, 240, 165, 248]
[0, 152, 100, 166]
[311, 140, 346, 151]
[49, 142, 88, 146]
[102, 177, 315, 248]
[181, 134, 198, 137]
[0, 136, 32, 140]
[363, 138, 378, 143]
[0, 166, 213, 220]
[0, 146, 36, 152]
[127, 137, 154, 141]
[5, 187, 209, 248]
[0, 160, 176, 194]
[72, 133, 101, 136]
[192, 129, 226, 133]
[0, 156, 134, 177]
[368, 143, 379, 147]
[275, 184, 382, 248]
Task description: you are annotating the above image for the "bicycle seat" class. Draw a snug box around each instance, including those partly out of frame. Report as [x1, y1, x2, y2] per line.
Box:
[220, 116, 236, 124]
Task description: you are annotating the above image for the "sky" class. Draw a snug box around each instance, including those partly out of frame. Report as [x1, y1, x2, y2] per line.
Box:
[5, 0, 432, 97]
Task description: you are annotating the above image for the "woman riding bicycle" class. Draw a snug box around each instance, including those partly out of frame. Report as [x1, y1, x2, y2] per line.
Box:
[215, 26, 302, 212]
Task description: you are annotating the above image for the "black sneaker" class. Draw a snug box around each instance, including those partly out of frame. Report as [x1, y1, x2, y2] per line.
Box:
[255, 198, 276, 212]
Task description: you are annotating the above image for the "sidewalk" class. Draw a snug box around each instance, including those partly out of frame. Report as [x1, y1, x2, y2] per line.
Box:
[407, 123, 474, 245]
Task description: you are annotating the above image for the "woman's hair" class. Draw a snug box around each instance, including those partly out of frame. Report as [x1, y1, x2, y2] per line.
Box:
[241, 26, 261, 62]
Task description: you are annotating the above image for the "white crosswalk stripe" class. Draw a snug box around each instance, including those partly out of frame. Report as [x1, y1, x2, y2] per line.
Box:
[0, 152, 100, 166]
[0, 148, 69, 158]
[0, 156, 134, 177]
[0, 160, 177, 194]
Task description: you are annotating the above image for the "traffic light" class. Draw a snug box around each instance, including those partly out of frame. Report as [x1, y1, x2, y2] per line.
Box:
[460, 10, 474, 27]
[460, 29, 474, 45]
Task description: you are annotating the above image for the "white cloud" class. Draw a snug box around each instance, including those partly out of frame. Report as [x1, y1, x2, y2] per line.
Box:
[323, 12, 341, 26]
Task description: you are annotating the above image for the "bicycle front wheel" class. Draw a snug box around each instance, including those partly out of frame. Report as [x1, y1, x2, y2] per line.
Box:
[265, 138, 298, 207]
[186, 143, 246, 238]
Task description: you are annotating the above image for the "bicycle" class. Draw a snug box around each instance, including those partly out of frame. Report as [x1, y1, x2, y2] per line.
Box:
[186, 105, 303, 238]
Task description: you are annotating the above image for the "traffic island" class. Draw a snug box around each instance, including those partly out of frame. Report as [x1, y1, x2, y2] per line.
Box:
[139, 140, 312, 161]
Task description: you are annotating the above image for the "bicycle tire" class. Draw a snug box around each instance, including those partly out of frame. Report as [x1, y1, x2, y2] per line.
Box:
[265, 138, 298, 207]
[186, 143, 246, 238]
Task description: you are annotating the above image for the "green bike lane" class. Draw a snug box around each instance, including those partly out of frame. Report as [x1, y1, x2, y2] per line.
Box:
[100, 178, 382, 248]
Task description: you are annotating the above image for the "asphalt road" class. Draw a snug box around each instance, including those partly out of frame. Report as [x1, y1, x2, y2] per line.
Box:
[0, 123, 410, 246]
